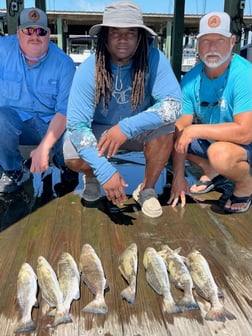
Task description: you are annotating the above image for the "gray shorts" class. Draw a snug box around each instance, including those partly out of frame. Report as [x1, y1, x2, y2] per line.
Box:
[63, 123, 175, 160]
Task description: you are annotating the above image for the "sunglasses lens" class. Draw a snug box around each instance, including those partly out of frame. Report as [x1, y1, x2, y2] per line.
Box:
[36, 28, 48, 36]
[21, 27, 48, 36]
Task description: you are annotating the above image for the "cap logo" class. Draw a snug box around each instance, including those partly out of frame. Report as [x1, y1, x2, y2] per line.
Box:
[28, 9, 40, 22]
[207, 15, 221, 28]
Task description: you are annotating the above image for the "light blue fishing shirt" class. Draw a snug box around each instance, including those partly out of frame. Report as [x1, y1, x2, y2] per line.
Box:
[181, 54, 252, 124]
[67, 43, 182, 185]
[0, 34, 75, 122]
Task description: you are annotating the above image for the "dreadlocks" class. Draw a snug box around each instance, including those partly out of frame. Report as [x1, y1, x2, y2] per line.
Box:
[94, 28, 149, 111]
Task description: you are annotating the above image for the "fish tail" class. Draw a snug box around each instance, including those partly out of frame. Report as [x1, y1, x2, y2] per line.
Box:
[120, 285, 136, 304]
[15, 320, 36, 333]
[52, 310, 73, 327]
[177, 294, 199, 311]
[163, 299, 182, 314]
[82, 296, 108, 314]
[205, 305, 236, 322]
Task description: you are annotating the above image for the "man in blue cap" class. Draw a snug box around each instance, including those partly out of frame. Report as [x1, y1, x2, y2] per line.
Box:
[0, 7, 78, 195]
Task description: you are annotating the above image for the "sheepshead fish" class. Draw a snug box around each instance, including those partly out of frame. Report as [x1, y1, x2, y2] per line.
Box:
[36, 256, 72, 327]
[118, 243, 138, 303]
[143, 247, 181, 314]
[186, 250, 236, 322]
[79, 244, 109, 314]
[57, 252, 80, 313]
[159, 245, 199, 311]
[15, 263, 38, 333]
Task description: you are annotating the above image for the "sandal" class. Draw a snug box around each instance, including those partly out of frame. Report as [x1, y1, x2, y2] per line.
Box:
[224, 194, 252, 213]
[190, 175, 226, 195]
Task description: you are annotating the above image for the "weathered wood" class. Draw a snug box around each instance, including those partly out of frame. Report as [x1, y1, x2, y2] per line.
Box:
[0, 182, 251, 336]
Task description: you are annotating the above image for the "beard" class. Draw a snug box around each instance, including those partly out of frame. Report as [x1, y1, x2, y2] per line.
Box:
[200, 49, 232, 68]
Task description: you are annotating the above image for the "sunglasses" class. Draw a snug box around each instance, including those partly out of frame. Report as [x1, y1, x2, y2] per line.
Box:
[200, 101, 219, 108]
[21, 27, 48, 37]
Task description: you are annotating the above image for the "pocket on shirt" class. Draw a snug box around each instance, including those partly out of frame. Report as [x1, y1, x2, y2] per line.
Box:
[38, 79, 59, 108]
[0, 72, 22, 100]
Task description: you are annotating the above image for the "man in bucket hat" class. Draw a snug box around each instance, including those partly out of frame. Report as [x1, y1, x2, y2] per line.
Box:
[0, 7, 78, 195]
[169, 12, 252, 214]
[64, 1, 182, 218]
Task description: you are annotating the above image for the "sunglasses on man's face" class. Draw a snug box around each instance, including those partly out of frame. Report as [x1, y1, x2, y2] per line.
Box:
[21, 27, 48, 37]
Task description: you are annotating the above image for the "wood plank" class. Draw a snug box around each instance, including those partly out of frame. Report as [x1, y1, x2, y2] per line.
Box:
[0, 186, 251, 336]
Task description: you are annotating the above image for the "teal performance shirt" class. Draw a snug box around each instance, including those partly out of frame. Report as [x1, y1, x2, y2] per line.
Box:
[181, 54, 252, 124]
[67, 42, 182, 185]
[0, 34, 75, 122]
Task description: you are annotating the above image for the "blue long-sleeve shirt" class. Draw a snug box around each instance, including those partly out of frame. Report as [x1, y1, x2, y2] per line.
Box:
[0, 34, 75, 122]
[67, 43, 182, 185]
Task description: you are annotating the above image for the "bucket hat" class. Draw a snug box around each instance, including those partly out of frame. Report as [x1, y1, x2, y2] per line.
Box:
[89, 1, 157, 36]
[197, 11, 232, 38]
[18, 7, 49, 32]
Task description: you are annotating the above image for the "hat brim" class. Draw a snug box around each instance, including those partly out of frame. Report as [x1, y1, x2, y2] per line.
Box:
[197, 31, 232, 39]
[18, 23, 50, 32]
[89, 23, 156, 36]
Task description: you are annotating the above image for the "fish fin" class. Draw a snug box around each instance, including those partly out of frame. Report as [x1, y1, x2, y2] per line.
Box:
[104, 280, 110, 292]
[120, 286, 136, 304]
[82, 297, 108, 314]
[205, 306, 236, 322]
[34, 299, 39, 308]
[195, 286, 209, 301]
[146, 272, 162, 295]
[74, 289, 81, 300]
[174, 247, 182, 254]
[47, 308, 56, 317]
[163, 299, 182, 314]
[177, 295, 199, 311]
[15, 320, 36, 333]
[52, 311, 72, 327]
[217, 287, 224, 298]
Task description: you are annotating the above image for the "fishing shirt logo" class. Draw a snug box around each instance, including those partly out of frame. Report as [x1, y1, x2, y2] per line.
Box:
[112, 74, 131, 104]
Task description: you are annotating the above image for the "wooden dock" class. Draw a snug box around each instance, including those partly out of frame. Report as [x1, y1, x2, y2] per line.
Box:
[0, 172, 252, 336]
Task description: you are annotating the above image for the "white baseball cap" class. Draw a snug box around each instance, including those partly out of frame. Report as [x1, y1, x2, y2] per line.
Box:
[197, 12, 232, 39]
[89, 1, 156, 36]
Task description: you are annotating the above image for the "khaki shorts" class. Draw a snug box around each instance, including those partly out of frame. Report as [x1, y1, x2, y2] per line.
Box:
[63, 123, 175, 160]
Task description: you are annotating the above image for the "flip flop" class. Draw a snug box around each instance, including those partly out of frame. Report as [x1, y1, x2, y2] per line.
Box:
[224, 193, 252, 213]
[190, 175, 226, 195]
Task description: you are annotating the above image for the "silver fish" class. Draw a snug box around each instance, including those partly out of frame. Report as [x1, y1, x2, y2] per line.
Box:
[57, 252, 80, 313]
[143, 247, 181, 314]
[36, 256, 72, 327]
[159, 245, 199, 311]
[186, 250, 236, 322]
[15, 262, 38, 333]
[79, 244, 109, 314]
[118, 243, 138, 303]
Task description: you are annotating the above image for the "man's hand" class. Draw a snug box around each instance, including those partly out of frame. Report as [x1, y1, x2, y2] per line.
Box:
[168, 175, 191, 208]
[103, 172, 128, 206]
[30, 146, 50, 173]
[97, 125, 127, 158]
[175, 126, 194, 154]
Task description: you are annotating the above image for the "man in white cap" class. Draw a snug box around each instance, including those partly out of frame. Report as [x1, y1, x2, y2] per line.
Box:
[64, 1, 182, 218]
[169, 11, 252, 213]
[0, 7, 78, 195]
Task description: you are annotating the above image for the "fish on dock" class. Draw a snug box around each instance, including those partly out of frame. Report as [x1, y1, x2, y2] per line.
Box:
[143, 247, 181, 314]
[118, 242, 138, 304]
[36, 256, 72, 327]
[159, 244, 199, 311]
[57, 252, 80, 313]
[79, 243, 109, 314]
[15, 262, 38, 333]
[186, 250, 236, 322]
